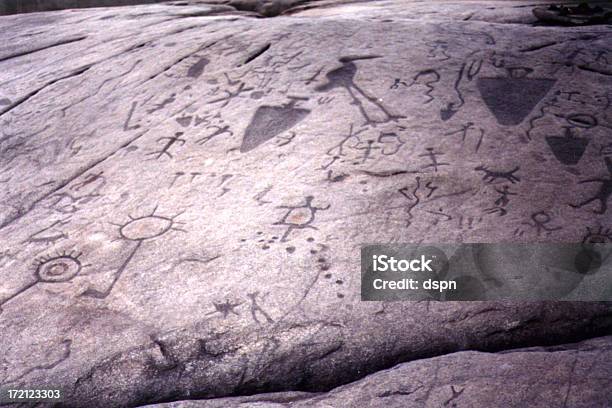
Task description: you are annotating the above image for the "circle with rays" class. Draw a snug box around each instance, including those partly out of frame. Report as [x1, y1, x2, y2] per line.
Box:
[582, 226, 612, 244]
[35, 251, 82, 283]
[115, 206, 186, 242]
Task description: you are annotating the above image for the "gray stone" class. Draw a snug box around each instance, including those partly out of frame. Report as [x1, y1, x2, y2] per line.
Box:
[0, 0, 169, 15]
[0, 1, 611, 407]
[143, 335, 612, 408]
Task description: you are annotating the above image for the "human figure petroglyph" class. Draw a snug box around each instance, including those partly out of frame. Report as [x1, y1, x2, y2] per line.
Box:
[570, 157, 612, 214]
[444, 122, 485, 152]
[420, 148, 449, 172]
[247, 292, 274, 324]
[147, 132, 186, 160]
[273, 196, 330, 242]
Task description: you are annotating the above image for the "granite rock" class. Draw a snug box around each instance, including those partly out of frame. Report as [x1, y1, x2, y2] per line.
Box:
[144, 335, 612, 408]
[0, 1, 611, 407]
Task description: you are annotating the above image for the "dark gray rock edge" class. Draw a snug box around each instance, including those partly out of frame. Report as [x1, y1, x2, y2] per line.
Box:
[142, 335, 612, 408]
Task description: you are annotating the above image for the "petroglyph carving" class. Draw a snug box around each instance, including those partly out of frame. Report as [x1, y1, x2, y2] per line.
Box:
[273, 196, 330, 242]
[546, 127, 588, 165]
[241, 97, 310, 153]
[81, 206, 186, 299]
[570, 157, 612, 214]
[0, 251, 83, 315]
[477, 67, 556, 126]
[475, 165, 521, 184]
[317, 56, 404, 125]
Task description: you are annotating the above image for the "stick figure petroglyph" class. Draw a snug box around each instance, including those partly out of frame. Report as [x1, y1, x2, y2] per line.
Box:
[517, 211, 562, 236]
[493, 186, 516, 207]
[570, 157, 612, 214]
[247, 291, 274, 324]
[208, 73, 254, 108]
[197, 125, 233, 145]
[147, 132, 186, 160]
[354, 139, 380, 164]
[485, 185, 517, 216]
[420, 148, 449, 172]
[273, 196, 330, 242]
[445, 122, 485, 152]
[426, 40, 451, 61]
[322, 124, 368, 169]
[209, 82, 253, 107]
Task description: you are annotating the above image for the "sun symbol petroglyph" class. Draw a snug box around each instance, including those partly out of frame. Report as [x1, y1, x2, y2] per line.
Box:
[116, 207, 186, 242]
[0, 251, 83, 315]
[35, 251, 82, 283]
[81, 206, 186, 299]
[582, 226, 612, 244]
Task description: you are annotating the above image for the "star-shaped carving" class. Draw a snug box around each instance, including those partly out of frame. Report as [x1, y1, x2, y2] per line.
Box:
[210, 300, 241, 318]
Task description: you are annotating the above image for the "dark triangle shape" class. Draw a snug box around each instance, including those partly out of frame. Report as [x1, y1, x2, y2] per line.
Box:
[477, 77, 556, 126]
[546, 136, 588, 165]
[240, 105, 310, 153]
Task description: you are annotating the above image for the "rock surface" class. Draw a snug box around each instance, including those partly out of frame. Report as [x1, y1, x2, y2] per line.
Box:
[0, 0, 169, 15]
[0, 1, 611, 407]
[144, 335, 612, 407]
[0, 0, 336, 17]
